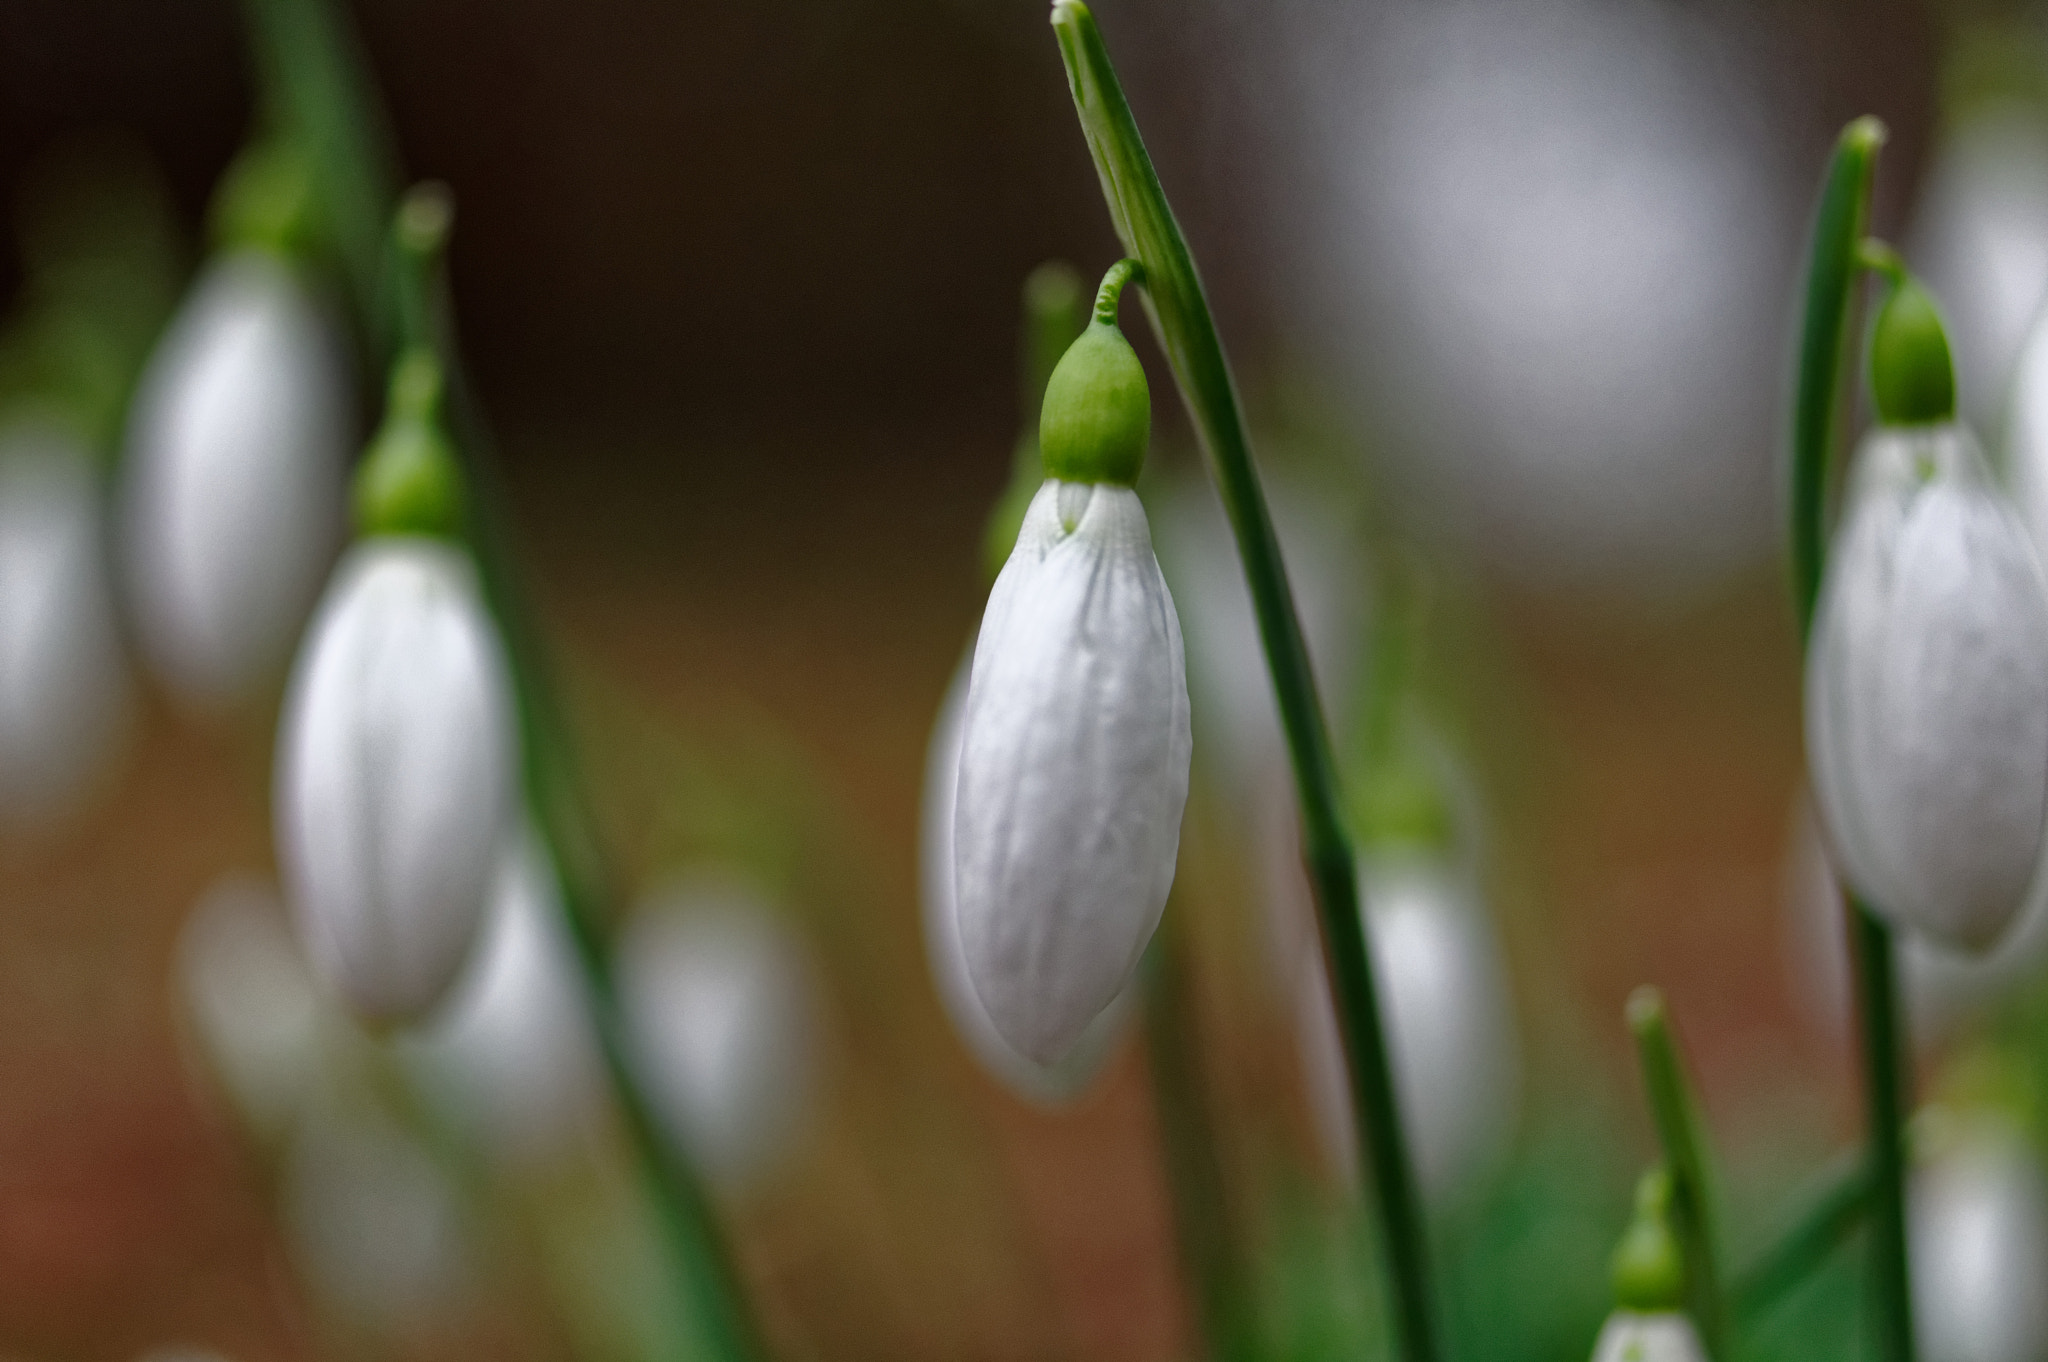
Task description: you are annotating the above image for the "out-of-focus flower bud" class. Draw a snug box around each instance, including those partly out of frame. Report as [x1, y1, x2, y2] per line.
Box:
[1590, 1169, 1706, 1362]
[282, 1101, 472, 1331]
[1806, 417, 2048, 953]
[920, 647, 1134, 1103]
[619, 876, 817, 1191]
[955, 265, 1191, 1067]
[175, 874, 327, 1140]
[403, 835, 601, 1165]
[1293, 855, 1518, 1204]
[275, 537, 517, 1023]
[1911, 1111, 2048, 1362]
[120, 147, 349, 709]
[0, 421, 130, 827]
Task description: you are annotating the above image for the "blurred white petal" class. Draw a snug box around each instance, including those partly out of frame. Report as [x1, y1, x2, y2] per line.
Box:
[1912, 1114, 2048, 1362]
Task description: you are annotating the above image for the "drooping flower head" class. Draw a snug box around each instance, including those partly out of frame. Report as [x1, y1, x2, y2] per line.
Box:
[953, 259, 1192, 1066]
[1588, 1169, 1708, 1362]
[1806, 272, 2048, 953]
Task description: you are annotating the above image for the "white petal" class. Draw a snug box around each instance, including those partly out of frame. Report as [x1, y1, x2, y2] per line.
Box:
[955, 480, 1192, 1065]
[0, 423, 130, 826]
[618, 877, 816, 1191]
[1588, 1313, 1709, 1362]
[1911, 1115, 2048, 1362]
[276, 538, 517, 1021]
[1807, 425, 2048, 952]
[920, 643, 1134, 1103]
[122, 250, 349, 707]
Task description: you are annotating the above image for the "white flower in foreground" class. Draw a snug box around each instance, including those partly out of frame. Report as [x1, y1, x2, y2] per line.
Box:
[175, 874, 328, 1140]
[1588, 1313, 1708, 1362]
[276, 538, 516, 1022]
[620, 877, 817, 1191]
[1806, 421, 2048, 952]
[121, 248, 349, 708]
[955, 478, 1191, 1066]
[1911, 1113, 2048, 1362]
[403, 836, 601, 1165]
[0, 422, 130, 826]
[921, 646, 1135, 1102]
[1291, 856, 1519, 1204]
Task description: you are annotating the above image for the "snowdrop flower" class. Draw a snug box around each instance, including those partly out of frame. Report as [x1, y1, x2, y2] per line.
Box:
[175, 874, 329, 1140]
[121, 145, 349, 709]
[1911, 1111, 2048, 1362]
[954, 261, 1191, 1067]
[619, 876, 817, 1191]
[921, 648, 1134, 1103]
[1590, 1169, 1708, 1362]
[1807, 278, 2048, 953]
[403, 835, 601, 1165]
[1290, 855, 1518, 1204]
[0, 421, 130, 827]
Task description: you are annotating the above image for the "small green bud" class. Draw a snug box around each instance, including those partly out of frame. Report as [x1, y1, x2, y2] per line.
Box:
[209, 141, 318, 259]
[353, 350, 464, 539]
[1040, 259, 1150, 486]
[1611, 1167, 1687, 1312]
[1870, 275, 1956, 427]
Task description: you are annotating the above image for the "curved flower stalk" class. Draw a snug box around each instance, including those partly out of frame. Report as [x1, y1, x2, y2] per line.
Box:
[954, 260, 1192, 1067]
[618, 876, 818, 1192]
[275, 353, 516, 1023]
[175, 873, 331, 1141]
[402, 833, 602, 1165]
[920, 646, 1135, 1102]
[1291, 855, 1519, 1206]
[0, 420, 131, 827]
[1910, 1109, 2048, 1362]
[1807, 275, 2048, 954]
[121, 143, 350, 710]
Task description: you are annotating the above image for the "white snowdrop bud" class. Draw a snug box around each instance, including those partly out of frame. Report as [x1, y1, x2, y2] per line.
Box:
[619, 877, 817, 1191]
[275, 538, 517, 1023]
[921, 646, 1134, 1103]
[1588, 1312, 1708, 1362]
[0, 422, 130, 827]
[955, 477, 1192, 1066]
[121, 248, 349, 708]
[1911, 1113, 2048, 1362]
[1806, 421, 2048, 953]
[1292, 856, 1519, 1204]
[403, 835, 601, 1165]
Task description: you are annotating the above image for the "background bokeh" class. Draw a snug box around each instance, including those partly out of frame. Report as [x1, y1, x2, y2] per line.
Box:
[0, 1, 2037, 1360]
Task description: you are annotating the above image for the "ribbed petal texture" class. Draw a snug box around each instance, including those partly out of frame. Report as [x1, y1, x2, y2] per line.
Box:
[955, 480, 1191, 1065]
[123, 249, 349, 708]
[1808, 424, 2048, 952]
[276, 538, 516, 1022]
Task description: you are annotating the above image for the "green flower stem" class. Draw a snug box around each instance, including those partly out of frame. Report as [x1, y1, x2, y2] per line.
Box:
[1731, 1153, 1871, 1328]
[241, 2, 763, 1354]
[1789, 116, 1916, 1362]
[1049, 8, 1440, 1362]
[1626, 989, 1728, 1356]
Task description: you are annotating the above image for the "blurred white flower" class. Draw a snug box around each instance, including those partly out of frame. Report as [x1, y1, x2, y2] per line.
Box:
[0, 421, 130, 827]
[1290, 855, 1520, 1205]
[403, 835, 602, 1165]
[1806, 423, 2048, 953]
[1588, 1312, 1708, 1362]
[920, 646, 1135, 1104]
[619, 876, 817, 1191]
[121, 248, 349, 708]
[174, 874, 327, 1140]
[1269, 0, 1789, 598]
[2001, 299, 2048, 557]
[275, 538, 517, 1023]
[283, 1101, 471, 1330]
[1912, 1113, 2048, 1362]
[1151, 470, 1364, 786]
[955, 480, 1191, 1066]
[1910, 102, 2048, 433]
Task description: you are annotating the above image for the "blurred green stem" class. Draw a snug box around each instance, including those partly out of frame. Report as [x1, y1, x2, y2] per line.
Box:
[1732, 1153, 1870, 1328]
[1049, 8, 1440, 1362]
[242, 0, 763, 1353]
[1788, 116, 1917, 1362]
[1627, 989, 1728, 1356]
